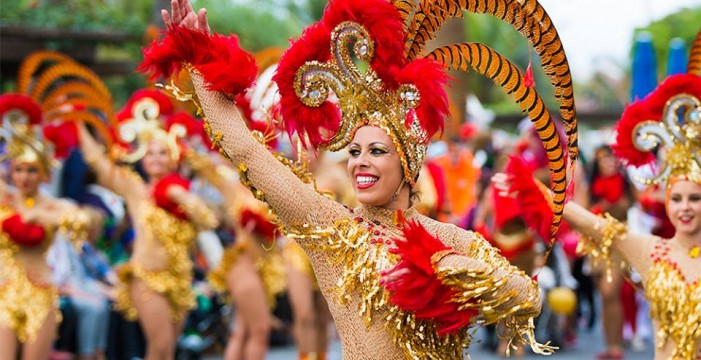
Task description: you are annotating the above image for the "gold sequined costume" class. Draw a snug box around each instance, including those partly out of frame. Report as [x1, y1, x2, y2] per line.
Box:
[114, 202, 198, 322]
[0, 207, 59, 344]
[563, 31, 701, 360]
[208, 241, 286, 309]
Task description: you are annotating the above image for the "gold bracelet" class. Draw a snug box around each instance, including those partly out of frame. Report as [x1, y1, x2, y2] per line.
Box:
[581, 212, 627, 282]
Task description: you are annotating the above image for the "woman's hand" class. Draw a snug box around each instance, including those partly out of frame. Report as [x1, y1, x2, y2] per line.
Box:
[491, 172, 515, 197]
[162, 0, 209, 33]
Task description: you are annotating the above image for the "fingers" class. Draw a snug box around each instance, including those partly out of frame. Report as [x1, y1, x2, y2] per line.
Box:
[161, 9, 172, 27]
[171, 0, 182, 24]
[197, 8, 210, 33]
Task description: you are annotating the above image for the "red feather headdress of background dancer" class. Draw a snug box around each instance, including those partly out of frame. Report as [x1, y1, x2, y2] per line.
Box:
[1, 51, 115, 172]
[139, 0, 579, 244]
[613, 29, 701, 187]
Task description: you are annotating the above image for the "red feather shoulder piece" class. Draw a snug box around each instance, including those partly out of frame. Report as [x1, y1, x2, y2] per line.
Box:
[383, 221, 477, 336]
[2, 214, 46, 247]
[152, 173, 191, 220]
[139, 26, 257, 98]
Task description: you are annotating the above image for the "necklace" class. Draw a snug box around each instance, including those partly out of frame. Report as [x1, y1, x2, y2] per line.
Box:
[23, 196, 36, 208]
[690, 245, 700, 259]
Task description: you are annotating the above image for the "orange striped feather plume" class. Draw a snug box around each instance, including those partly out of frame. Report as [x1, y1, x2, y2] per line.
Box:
[427, 42, 567, 243]
[391, 0, 417, 30]
[405, 0, 467, 60]
[688, 29, 701, 76]
[399, 0, 578, 185]
[467, 0, 577, 170]
[41, 82, 113, 119]
[27, 64, 113, 109]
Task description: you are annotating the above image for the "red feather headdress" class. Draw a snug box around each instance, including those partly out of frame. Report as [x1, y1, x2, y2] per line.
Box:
[612, 30, 701, 186]
[115, 89, 208, 163]
[273, 0, 450, 186]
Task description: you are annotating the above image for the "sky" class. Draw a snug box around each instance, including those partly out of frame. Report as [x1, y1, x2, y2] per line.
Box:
[537, 0, 701, 81]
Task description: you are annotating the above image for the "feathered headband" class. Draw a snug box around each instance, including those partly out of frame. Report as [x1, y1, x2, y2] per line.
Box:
[613, 30, 701, 187]
[0, 94, 54, 174]
[1, 51, 115, 172]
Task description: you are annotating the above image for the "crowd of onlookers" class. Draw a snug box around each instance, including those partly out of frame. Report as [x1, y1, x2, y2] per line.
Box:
[38, 119, 663, 359]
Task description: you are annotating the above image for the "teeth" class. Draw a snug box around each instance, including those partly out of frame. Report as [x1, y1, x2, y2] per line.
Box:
[357, 176, 378, 184]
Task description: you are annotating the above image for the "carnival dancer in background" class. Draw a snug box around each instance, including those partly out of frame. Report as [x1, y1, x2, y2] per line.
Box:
[0, 55, 104, 358]
[494, 30, 701, 359]
[586, 144, 638, 360]
[139, 0, 582, 357]
[187, 82, 286, 359]
[77, 89, 217, 360]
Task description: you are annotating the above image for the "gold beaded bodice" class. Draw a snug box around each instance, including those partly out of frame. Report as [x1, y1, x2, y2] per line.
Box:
[647, 239, 701, 360]
[283, 204, 532, 359]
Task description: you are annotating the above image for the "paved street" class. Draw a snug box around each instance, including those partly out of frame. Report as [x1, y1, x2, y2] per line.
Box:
[204, 322, 655, 360]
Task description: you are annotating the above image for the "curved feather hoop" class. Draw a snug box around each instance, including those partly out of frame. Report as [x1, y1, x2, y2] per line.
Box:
[428, 42, 566, 243]
[16, 51, 74, 94]
[16, 51, 115, 147]
[688, 30, 701, 76]
[399, 0, 577, 179]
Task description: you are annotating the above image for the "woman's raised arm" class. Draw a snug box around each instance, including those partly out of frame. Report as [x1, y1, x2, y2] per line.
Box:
[189, 74, 347, 226]
[77, 123, 143, 204]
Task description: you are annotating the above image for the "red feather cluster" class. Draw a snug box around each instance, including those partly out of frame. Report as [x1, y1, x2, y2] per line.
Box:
[152, 173, 191, 220]
[383, 221, 477, 336]
[392, 59, 450, 140]
[613, 74, 701, 167]
[0, 94, 43, 125]
[2, 214, 46, 247]
[275, 22, 339, 148]
[274, 0, 449, 149]
[139, 26, 257, 98]
[504, 155, 554, 242]
[239, 208, 277, 241]
[43, 121, 78, 159]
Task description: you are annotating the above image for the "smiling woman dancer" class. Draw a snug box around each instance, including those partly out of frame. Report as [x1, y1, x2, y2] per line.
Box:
[77, 89, 218, 360]
[0, 97, 99, 360]
[140, 0, 580, 357]
[494, 31, 701, 360]
[0, 51, 108, 360]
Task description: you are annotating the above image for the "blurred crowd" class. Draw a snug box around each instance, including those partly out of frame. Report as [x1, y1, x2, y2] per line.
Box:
[1, 113, 670, 360]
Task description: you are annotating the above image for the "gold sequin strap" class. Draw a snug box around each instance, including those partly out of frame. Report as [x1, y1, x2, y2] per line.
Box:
[577, 213, 628, 282]
[435, 258, 555, 355]
[58, 208, 93, 251]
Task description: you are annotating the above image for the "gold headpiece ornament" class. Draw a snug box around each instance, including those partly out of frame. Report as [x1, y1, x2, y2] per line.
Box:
[613, 30, 701, 187]
[1, 51, 114, 172]
[115, 89, 184, 163]
[0, 94, 55, 174]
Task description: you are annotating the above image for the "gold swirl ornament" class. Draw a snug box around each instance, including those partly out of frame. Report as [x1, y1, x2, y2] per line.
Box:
[294, 21, 426, 184]
[632, 94, 701, 185]
[117, 97, 186, 163]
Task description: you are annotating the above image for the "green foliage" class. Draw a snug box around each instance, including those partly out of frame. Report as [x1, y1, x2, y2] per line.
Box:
[193, 0, 326, 52]
[634, 6, 701, 77]
[0, 0, 150, 35]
